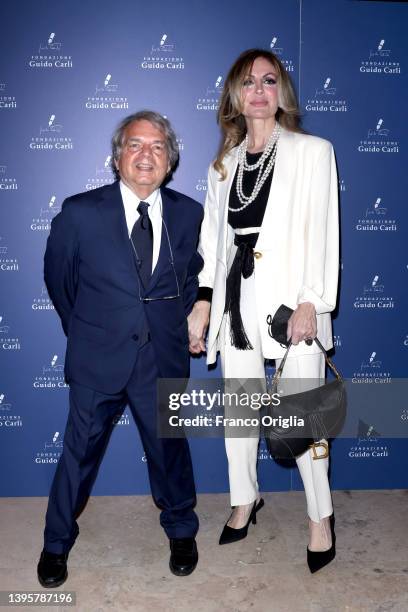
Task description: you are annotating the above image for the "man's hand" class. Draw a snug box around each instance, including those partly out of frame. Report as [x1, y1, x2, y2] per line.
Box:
[187, 301, 210, 354]
[287, 302, 317, 345]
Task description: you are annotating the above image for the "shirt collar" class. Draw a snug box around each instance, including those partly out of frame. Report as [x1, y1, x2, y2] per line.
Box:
[119, 180, 160, 210]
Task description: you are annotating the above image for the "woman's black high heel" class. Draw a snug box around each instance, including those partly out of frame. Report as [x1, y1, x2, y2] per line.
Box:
[219, 498, 264, 545]
[307, 514, 336, 573]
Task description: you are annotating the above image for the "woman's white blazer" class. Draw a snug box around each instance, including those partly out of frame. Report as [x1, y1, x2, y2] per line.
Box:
[198, 127, 339, 365]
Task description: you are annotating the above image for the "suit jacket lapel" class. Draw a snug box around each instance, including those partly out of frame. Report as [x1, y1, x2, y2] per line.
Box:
[97, 181, 138, 275]
[256, 127, 296, 250]
[147, 188, 172, 292]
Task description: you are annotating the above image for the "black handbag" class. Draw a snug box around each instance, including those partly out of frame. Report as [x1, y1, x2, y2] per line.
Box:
[266, 304, 294, 347]
[262, 306, 347, 460]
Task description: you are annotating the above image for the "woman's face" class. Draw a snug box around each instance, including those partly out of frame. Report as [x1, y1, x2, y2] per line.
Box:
[240, 56, 279, 121]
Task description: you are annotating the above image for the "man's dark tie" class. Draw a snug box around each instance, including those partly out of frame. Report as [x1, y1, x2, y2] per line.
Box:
[131, 201, 153, 288]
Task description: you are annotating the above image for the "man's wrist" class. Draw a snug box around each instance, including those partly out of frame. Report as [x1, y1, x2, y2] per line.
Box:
[194, 300, 211, 310]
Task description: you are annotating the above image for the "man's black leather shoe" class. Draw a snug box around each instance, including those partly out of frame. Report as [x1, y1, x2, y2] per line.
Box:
[37, 551, 68, 588]
[169, 538, 198, 576]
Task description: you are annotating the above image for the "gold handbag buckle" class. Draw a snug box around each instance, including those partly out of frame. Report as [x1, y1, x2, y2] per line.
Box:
[310, 442, 329, 460]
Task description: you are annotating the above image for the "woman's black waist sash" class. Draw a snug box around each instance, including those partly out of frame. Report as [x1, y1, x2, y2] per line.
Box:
[224, 232, 259, 350]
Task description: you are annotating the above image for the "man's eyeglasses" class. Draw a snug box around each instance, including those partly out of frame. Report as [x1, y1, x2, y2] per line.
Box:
[125, 140, 167, 155]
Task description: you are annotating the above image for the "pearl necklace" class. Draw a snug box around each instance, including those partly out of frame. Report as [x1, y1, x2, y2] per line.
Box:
[230, 124, 281, 212]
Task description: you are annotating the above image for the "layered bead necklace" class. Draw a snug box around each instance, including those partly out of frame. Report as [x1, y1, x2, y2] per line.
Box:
[231, 122, 281, 212]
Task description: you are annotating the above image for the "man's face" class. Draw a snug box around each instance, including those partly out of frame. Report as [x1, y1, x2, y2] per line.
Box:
[115, 119, 171, 197]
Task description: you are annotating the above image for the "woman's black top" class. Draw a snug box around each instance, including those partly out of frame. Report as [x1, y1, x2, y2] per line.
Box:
[197, 148, 274, 303]
[228, 149, 274, 229]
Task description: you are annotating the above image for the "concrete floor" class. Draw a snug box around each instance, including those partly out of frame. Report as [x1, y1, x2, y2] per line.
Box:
[0, 491, 407, 612]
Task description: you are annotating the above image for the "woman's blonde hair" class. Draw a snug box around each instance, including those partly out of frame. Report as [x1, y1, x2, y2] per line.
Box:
[214, 48, 301, 179]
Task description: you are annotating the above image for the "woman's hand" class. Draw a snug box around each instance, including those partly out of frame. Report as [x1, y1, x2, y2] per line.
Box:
[287, 302, 317, 345]
[187, 301, 211, 354]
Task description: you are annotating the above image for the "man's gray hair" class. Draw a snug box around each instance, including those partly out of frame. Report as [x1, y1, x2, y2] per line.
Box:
[111, 110, 179, 179]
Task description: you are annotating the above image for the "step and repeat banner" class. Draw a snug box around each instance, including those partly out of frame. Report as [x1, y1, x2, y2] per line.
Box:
[1, 0, 407, 496]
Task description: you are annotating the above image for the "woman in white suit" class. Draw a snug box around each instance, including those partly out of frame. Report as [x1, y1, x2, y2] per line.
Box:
[188, 49, 339, 572]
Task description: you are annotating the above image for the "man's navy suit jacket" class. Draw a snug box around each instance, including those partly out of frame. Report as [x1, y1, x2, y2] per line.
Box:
[44, 181, 203, 394]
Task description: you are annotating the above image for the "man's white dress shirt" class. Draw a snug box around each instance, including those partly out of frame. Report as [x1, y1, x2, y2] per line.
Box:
[120, 180, 162, 273]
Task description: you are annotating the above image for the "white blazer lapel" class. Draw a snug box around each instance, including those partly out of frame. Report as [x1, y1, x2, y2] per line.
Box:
[218, 149, 238, 264]
[256, 128, 296, 250]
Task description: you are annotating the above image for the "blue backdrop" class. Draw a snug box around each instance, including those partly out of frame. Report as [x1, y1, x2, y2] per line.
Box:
[1, 0, 407, 497]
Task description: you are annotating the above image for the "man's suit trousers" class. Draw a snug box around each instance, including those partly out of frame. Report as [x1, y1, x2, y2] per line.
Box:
[43, 340, 198, 554]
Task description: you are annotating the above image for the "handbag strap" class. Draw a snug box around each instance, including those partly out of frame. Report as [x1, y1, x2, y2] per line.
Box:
[273, 337, 343, 383]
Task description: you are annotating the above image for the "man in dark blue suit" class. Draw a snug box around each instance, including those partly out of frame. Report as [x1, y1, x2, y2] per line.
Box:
[37, 111, 203, 586]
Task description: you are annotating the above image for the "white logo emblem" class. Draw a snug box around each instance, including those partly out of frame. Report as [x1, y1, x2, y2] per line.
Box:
[151, 33, 176, 53]
[358, 118, 399, 154]
[369, 39, 390, 59]
[197, 75, 224, 111]
[39, 32, 62, 53]
[306, 76, 347, 113]
[29, 32, 72, 68]
[142, 34, 184, 70]
[0, 394, 11, 411]
[315, 77, 336, 97]
[269, 37, 283, 55]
